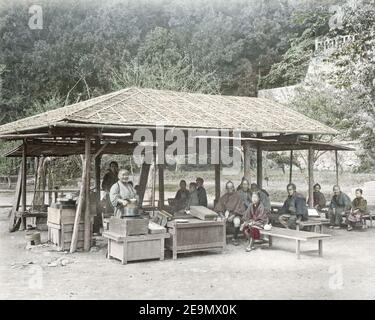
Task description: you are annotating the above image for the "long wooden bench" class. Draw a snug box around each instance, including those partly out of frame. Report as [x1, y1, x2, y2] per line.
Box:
[260, 227, 331, 259]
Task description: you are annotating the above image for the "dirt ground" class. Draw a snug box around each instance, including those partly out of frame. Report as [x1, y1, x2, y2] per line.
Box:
[1, 208, 374, 300]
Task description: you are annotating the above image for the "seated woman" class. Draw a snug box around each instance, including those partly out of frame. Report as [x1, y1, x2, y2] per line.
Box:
[347, 188, 368, 231]
[241, 192, 268, 252]
[173, 180, 190, 212]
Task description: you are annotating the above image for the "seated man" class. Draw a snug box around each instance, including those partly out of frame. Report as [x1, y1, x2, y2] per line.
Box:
[237, 178, 251, 209]
[241, 192, 268, 252]
[347, 188, 367, 231]
[278, 183, 308, 229]
[186, 182, 200, 210]
[214, 181, 246, 246]
[173, 180, 190, 211]
[308, 183, 327, 211]
[196, 177, 208, 207]
[329, 185, 351, 229]
[250, 183, 271, 213]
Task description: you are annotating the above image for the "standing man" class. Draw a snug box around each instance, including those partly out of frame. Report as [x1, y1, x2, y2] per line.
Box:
[214, 181, 246, 246]
[196, 177, 208, 207]
[329, 185, 351, 229]
[278, 183, 308, 229]
[101, 161, 119, 214]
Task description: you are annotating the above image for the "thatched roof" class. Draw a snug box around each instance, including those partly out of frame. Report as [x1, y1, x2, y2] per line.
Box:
[0, 87, 338, 136]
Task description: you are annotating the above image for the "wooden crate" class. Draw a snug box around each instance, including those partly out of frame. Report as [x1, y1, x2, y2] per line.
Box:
[47, 221, 92, 251]
[48, 206, 83, 225]
[109, 217, 149, 236]
[103, 231, 170, 264]
[166, 218, 226, 259]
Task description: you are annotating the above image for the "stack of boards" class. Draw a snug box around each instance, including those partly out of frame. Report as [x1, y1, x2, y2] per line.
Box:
[108, 217, 166, 235]
[189, 206, 218, 221]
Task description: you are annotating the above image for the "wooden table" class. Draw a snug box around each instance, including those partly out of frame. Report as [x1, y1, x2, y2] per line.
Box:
[103, 231, 170, 265]
[166, 218, 226, 260]
[260, 227, 331, 259]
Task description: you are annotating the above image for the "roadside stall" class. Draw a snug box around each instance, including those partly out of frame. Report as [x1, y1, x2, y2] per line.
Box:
[0, 87, 353, 261]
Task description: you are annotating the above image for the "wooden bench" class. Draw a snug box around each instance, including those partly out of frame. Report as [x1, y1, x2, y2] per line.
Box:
[260, 227, 331, 259]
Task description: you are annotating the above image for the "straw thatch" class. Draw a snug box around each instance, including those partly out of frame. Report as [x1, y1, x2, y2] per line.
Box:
[0, 87, 338, 136]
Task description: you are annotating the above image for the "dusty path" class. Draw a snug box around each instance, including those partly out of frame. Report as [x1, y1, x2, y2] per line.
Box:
[0, 209, 374, 300]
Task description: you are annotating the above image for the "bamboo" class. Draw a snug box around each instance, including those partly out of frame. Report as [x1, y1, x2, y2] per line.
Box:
[243, 140, 251, 182]
[158, 164, 164, 209]
[20, 141, 27, 230]
[289, 150, 293, 184]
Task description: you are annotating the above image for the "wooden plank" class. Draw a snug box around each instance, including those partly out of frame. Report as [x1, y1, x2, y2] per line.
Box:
[20, 141, 27, 230]
[243, 140, 251, 182]
[189, 206, 218, 221]
[308, 136, 314, 208]
[214, 163, 220, 205]
[256, 133, 263, 188]
[8, 168, 22, 232]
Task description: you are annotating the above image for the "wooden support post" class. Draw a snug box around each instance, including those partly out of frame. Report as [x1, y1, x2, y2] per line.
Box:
[70, 137, 90, 253]
[158, 164, 165, 209]
[20, 141, 27, 230]
[84, 137, 92, 251]
[243, 140, 251, 182]
[256, 143, 263, 188]
[138, 162, 151, 207]
[308, 135, 314, 208]
[95, 137, 101, 204]
[289, 150, 293, 184]
[215, 163, 221, 206]
[8, 168, 22, 232]
[335, 150, 339, 186]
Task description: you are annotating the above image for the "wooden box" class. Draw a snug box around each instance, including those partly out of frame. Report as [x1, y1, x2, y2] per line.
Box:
[189, 206, 218, 220]
[109, 217, 149, 236]
[48, 206, 83, 225]
[166, 218, 226, 259]
[103, 231, 170, 264]
[48, 222, 87, 251]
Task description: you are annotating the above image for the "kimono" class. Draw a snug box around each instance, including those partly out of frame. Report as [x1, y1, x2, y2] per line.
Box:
[109, 181, 138, 218]
[237, 189, 251, 209]
[214, 192, 246, 216]
[329, 192, 351, 226]
[214, 191, 246, 240]
[250, 189, 271, 213]
[197, 186, 208, 207]
[242, 203, 268, 240]
[101, 169, 118, 214]
[308, 191, 327, 211]
[348, 197, 367, 225]
[186, 190, 200, 210]
[174, 189, 190, 211]
[279, 192, 308, 229]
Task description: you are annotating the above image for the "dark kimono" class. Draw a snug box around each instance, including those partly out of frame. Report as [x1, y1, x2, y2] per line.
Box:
[214, 192, 246, 216]
[308, 191, 327, 210]
[174, 189, 190, 211]
[237, 189, 251, 209]
[329, 192, 351, 226]
[348, 197, 367, 224]
[197, 186, 208, 207]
